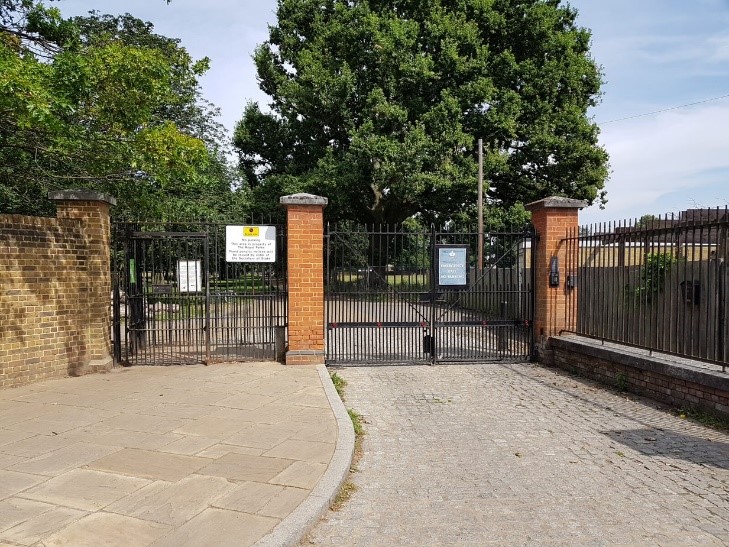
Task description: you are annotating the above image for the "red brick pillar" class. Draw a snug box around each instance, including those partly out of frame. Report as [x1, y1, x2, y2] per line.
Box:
[526, 196, 586, 362]
[280, 194, 328, 365]
[49, 189, 116, 373]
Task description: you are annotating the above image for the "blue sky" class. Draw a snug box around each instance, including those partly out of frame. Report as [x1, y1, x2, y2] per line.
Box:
[58, 0, 729, 225]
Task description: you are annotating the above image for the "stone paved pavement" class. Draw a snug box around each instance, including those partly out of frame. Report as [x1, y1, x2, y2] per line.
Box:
[304, 363, 729, 546]
[0, 362, 345, 547]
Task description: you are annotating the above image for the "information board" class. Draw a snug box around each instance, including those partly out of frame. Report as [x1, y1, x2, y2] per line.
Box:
[177, 260, 202, 293]
[437, 246, 469, 288]
[226, 225, 276, 263]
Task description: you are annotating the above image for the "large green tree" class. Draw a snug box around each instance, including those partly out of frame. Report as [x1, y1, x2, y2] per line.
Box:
[0, 1, 237, 220]
[235, 0, 609, 225]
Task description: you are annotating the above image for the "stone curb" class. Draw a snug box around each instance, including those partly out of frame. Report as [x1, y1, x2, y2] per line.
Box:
[254, 365, 355, 547]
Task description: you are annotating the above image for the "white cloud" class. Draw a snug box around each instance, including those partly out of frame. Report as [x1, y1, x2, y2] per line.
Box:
[582, 103, 729, 223]
[707, 34, 729, 62]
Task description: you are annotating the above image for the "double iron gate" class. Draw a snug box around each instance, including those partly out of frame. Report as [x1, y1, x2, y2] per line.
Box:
[325, 224, 536, 364]
[111, 221, 534, 366]
[112, 222, 287, 366]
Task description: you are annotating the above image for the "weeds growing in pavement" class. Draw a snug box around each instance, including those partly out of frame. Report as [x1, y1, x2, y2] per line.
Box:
[672, 408, 729, 431]
[329, 371, 366, 511]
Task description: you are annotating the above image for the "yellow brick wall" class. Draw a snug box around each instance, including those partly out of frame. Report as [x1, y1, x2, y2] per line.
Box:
[0, 198, 113, 388]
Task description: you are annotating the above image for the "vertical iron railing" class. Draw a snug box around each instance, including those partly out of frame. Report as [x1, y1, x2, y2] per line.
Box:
[563, 207, 729, 372]
[111, 219, 287, 366]
[325, 222, 534, 365]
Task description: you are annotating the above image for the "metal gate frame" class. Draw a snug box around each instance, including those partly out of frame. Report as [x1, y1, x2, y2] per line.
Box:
[325, 223, 535, 365]
[112, 222, 288, 366]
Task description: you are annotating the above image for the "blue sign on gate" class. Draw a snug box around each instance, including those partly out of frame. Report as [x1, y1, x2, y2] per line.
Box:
[437, 245, 469, 288]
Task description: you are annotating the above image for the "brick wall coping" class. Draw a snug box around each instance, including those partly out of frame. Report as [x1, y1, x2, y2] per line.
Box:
[48, 189, 117, 206]
[279, 193, 328, 206]
[549, 335, 729, 392]
[525, 196, 587, 211]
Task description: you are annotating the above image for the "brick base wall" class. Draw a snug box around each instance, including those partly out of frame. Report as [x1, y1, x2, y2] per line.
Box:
[549, 336, 729, 419]
[0, 215, 91, 387]
[1, 192, 114, 388]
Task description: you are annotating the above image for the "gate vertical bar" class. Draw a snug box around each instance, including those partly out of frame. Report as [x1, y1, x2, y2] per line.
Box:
[718, 257, 726, 372]
[430, 223, 437, 364]
[204, 232, 211, 365]
[530, 225, 537, 359]
[112, 222, 122, 364]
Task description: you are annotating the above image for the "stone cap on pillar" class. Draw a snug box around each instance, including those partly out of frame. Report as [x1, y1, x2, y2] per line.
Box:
[279, 193, 328, 207]
[525, 196, 587, 212]
[49, 189, 117, 206]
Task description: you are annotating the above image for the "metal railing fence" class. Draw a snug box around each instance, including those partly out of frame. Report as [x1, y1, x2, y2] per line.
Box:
[111, 217, 287, 365]
[325, 222, 535, 364]
[562, 207, 728, 373]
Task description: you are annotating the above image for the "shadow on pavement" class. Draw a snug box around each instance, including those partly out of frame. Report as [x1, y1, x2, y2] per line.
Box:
[603, 427, 729, 469]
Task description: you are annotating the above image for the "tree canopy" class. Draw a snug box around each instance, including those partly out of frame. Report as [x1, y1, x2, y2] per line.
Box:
[235, 0, 609, 225]
[0, 1, 238, 220]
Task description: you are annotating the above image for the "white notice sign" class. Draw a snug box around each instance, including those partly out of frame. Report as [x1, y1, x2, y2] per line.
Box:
[178, 260, 202, 292]
[226, 225, 276, 263]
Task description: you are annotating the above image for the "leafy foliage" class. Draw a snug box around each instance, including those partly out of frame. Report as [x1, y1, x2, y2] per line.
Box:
[0, 1, 238, 220]
[235, 0, 609, 225]
[635, 252, 678, 302]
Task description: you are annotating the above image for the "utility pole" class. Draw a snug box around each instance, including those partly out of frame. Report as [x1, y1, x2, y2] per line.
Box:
[478, 138, 484, 272]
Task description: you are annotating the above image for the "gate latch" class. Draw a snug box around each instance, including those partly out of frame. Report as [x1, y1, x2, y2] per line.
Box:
[423, 334, 435, 355]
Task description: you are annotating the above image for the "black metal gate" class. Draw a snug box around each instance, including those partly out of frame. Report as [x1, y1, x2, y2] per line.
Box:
[112, 222, 287, 365]
[325, 224, 535, 364]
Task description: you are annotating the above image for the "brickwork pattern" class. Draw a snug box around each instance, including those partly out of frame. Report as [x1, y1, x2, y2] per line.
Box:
[284, 204, 325, 364]
[529, 207, 579, 342]
[552, 345, 729, 419]
[0, 198, 113, 388]
[0, 215, 89, 387]
[54, 200, 113, 362]
[306, 364, 729, 545]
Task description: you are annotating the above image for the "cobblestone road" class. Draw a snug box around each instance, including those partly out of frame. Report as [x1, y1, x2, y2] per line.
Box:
[304, 363, 729, 546]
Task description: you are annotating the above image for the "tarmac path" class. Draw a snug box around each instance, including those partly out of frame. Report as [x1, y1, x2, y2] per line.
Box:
[304, 363, 729, 546]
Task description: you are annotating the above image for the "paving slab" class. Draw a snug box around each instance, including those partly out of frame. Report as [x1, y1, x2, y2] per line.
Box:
[224, 422, 304, 450]
[43, 512, 171, 547]
[258, 487, 310, 519]
[87, 448, 211, 482]
[0, 498, 55, 533]
[0, 362, 349, 547]
[0, 506, 86, 546]
[0, 432, 75, 457]
[213, 481, 289, 513]
[270, 461, 328, 490]
[157, 435, 219, 456]
[106, 475, 234, 526]
[197, 452, 296, 482]
[150, 508, 277, 547]
[263, 439, 335, 464]
[7, 442, 120, 476]
[0, 470, 46, 499]
[173, 414, 253, 437]
[97, 413, 189, 434]
[20, 468, 151, 511]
